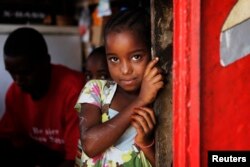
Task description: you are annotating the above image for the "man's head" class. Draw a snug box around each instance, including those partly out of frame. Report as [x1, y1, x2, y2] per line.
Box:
[3, 27, 51, 99]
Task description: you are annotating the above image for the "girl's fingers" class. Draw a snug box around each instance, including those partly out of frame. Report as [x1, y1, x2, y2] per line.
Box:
[145, 67, 161, 80]
[150, 74, 163, 85]
[131, 121, 144, 134]
[155, 81, 164, 90]
[133, 115, 150, 134]
[132, 107, 156, 134]
[144, 57, 159, 76]
[131, 114, 150, 133]
[134, 107, 156, 125]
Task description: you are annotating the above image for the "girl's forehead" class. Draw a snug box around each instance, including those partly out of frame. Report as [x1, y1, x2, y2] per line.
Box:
[106, 31, 146, 48]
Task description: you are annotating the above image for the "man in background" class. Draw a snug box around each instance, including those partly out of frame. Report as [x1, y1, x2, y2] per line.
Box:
[0, 27, 85, 167]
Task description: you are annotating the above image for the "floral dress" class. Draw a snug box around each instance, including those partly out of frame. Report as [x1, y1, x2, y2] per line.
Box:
[74, 80, 152, 167]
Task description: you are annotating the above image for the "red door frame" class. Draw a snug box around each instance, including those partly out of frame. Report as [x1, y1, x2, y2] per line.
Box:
[173, 0, 200, 166]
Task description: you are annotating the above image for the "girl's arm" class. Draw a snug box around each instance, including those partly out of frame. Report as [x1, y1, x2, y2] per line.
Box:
[131, 107, 156, 167]
[79, 98, 145, 158]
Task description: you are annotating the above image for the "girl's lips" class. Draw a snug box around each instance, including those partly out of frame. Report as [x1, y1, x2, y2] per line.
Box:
[120, 78, 136, 85]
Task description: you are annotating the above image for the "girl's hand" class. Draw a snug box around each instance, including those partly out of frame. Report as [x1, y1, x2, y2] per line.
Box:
[139, 57, 164, 106]
[131, 107, 156, 147]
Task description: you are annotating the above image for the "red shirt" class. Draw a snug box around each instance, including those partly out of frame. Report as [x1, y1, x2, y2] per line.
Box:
[0, 64, 85, 160]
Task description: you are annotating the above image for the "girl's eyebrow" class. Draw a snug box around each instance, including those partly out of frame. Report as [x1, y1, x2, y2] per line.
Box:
[129, 49, 146, 54]
[106, 49, 146, 56]
[106, 53, 116, 56]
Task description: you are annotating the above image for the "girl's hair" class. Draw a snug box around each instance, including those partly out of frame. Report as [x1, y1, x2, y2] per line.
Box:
[104, 8, 151, 50]
[88, 46, 106, 59]
[4, 27, 49, 62]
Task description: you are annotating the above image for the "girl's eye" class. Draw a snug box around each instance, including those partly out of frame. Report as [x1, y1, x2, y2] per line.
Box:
[132, 54, 141, 61]
[108, 57, 119, 63]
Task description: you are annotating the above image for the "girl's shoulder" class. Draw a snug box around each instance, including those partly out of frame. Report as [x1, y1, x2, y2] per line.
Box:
[75, 79, 116, 111]
[84, 79, 116, 92]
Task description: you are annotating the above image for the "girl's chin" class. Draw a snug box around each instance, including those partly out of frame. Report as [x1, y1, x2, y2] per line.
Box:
[120, 85, 140, 93]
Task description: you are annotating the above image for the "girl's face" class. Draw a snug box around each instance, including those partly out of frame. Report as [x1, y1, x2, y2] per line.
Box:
[105, 30, 150, 92]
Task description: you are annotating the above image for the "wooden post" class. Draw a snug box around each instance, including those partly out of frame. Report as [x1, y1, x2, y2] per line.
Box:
[151, 0, 173, 167]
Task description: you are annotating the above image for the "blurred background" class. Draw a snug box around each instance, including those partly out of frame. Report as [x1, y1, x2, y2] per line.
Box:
[0, 0, 150, 117]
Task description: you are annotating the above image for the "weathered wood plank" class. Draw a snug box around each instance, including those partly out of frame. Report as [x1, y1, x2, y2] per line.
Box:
[151, 0, 173, 167]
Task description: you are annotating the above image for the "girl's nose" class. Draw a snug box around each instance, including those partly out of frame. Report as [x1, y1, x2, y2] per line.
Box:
[120, 62, 132, 75]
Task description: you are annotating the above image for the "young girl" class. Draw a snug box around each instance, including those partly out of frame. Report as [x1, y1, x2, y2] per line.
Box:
[75, 8, 164, 167]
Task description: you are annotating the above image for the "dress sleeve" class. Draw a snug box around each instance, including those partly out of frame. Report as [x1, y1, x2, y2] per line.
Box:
[75, 80, 105, 112]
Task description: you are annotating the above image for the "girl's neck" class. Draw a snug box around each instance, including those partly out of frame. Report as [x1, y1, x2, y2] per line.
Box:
[110, 85, 139, 112]
[117, 86, 140, 98]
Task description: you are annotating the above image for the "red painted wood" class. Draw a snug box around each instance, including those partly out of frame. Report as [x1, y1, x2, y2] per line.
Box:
[189, 0, 200, 166]
[173, 0, 200, 166]
[201, 0, 250, 166]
